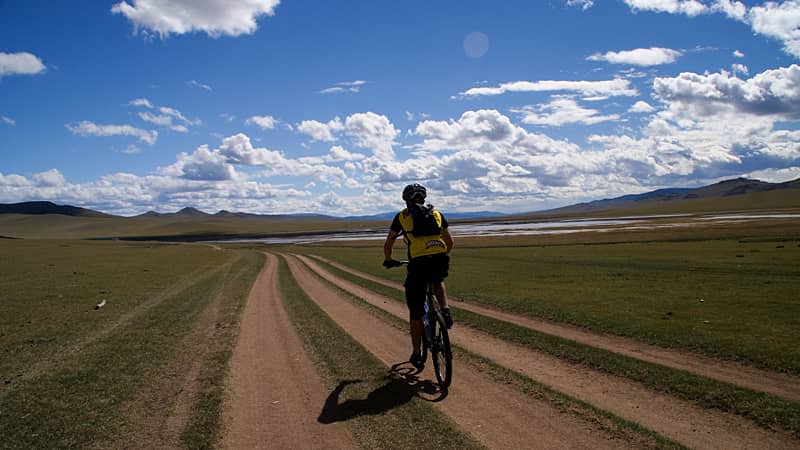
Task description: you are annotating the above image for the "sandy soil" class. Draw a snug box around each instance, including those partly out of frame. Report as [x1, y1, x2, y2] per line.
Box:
[311, 255, 800, 402]
[297, 254, 799, 450]
[220, 253, 355, 449]
[284, 254, 639, 449]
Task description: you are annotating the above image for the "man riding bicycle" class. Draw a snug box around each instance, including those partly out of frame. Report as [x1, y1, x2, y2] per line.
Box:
[383, 183, 454, 369]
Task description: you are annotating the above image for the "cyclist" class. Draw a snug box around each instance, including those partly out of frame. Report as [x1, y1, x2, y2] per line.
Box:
[383, 183, 454, 369]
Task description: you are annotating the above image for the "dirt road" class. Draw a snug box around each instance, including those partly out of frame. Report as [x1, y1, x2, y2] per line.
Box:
[219, 252, 799, 449]
[221, 254, 355, 449]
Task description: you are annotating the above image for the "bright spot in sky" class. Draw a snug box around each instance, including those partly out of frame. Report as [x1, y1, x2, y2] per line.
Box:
[464, 32, 489, 58]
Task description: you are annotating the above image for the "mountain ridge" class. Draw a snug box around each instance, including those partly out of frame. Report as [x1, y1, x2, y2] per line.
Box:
[2, 177, 798, 220]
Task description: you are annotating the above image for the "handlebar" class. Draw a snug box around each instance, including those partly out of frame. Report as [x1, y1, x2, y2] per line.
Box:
[384, 259, 408, 268]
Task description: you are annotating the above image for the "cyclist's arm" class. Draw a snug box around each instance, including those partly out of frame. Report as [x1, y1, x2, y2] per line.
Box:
[384, 229, 399, 261]
[442, 227, 454, 253]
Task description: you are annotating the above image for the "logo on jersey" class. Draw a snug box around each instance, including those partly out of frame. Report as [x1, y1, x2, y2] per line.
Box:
[426, 239, 445, 249]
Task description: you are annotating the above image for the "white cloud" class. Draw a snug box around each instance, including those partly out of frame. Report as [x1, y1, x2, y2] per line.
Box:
[66, 121, 158, 144]
[587, 47, 683, 66]
[246, 115, 277, 130]
[457, 78, 638, 98]
[718, 0, 749, 20]
[624, 1, 800, 58]
[319, 80, 367, 94]
[328, 145, 365, 161]
[138, 112, 188, 132]
[189, 79, 212, 91]
[122, 144, 142, 154]
[132, 102, 199, 132]
[512, 97, 620, 126]
[653, 65, 800, 119]
[629, 100, 656, 113]
[344, 112, 399, 159]
[0, 172, 31, 187]
[297, 117, 344, 141]
[733, 49, 745, 58]
[217, 133, 284, 166]
[746, 166, 800, 183]
[747, 0, 800, 58]
[32, 169, 67, 187]
[129, 98, 154, 108]
[111, 0, 280, 38]
[0, 52, 46, 78]
[1, 116, 15, 126]
[732, 63, 749, 75]
[567, 0, 594, 10]
[166, 145, 237, 181]
[624, 0, 709, 17]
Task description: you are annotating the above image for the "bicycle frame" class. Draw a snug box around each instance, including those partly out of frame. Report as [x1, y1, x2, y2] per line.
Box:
[392, 261, 452, 388]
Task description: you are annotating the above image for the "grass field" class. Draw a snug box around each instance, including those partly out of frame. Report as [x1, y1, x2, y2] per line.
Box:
[290, 219, 800, 375]
[308, 256, 800, 436]
[0, 240, 262, 449]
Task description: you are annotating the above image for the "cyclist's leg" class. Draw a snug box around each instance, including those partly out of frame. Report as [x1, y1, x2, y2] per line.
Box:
[410, 319, 423, 353]
[431, 254, 453, 327]
[432, 281, 448, 309]
[404, 267, 426, 357]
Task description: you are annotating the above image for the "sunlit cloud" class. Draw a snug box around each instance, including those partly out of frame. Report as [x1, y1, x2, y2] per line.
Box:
[66, 121, 158, 145]
[246, 115, 277, 130]
[188, 79, 212, 91]
[587, 47, 683, 66]
[456, 78, 638, 98]
[512, 97, 620, 126]
[111, 0, 281, 38]
[629, 100, 656, 113]
[319, 80, 368, 94]
[0, 52, 46, 78]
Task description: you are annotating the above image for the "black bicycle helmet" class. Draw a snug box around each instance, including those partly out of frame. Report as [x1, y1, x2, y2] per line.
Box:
[402, 183, 427, 202]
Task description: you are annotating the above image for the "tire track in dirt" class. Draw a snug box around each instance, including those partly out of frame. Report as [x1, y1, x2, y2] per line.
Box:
[311, 255, 800, 402]
[94, 253, 244, 449]
[297, 254, 799, 450]
[221, 253, 355, 450]
[284, 254, 645, 450]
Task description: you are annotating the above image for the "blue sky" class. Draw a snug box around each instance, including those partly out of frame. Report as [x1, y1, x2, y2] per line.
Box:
[1, 0, 799, 216]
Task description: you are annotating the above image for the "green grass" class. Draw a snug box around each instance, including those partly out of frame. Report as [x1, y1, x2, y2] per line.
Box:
[0, 212, 383, 240]
[306, 254, 800, 437]
[0, 240, 262, 449]
[277, 255, 483, 450]
[293, 230, 800, 375]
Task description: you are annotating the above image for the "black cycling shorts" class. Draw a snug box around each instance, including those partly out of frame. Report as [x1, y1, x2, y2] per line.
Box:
[404, 253, 449, 320]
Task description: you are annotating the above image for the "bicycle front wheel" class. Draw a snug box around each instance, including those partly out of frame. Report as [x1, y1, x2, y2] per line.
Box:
[431, 311, 453, 388]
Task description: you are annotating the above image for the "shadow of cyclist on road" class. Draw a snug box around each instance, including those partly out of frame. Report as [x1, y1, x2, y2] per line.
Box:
[390, 362, 448, 402]
[318, 377, 414, 423]
[318, 363, 448, 423]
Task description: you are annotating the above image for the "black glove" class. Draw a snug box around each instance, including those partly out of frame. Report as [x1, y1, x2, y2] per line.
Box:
[383, 259, 401, 268]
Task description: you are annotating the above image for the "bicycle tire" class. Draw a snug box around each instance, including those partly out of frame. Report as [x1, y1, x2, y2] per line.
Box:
[431, 310, 453, 388]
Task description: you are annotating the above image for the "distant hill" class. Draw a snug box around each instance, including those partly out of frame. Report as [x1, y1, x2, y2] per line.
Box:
[540, 177, 800, 216]
[2, 177, 798, 224]
[0, 201, 113, 218]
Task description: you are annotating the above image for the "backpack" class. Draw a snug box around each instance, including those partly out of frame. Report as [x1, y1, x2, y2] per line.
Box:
[408, 204, 441, 236]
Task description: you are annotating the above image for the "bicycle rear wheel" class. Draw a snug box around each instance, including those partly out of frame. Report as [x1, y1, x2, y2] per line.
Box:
[430, 311, 453, 388]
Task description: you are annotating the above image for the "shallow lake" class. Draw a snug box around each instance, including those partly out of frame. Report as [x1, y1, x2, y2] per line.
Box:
[217, 213, 800, 245]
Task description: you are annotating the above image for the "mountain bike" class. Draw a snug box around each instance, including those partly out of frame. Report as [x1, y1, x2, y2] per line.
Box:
[392, 261, 453, 389]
